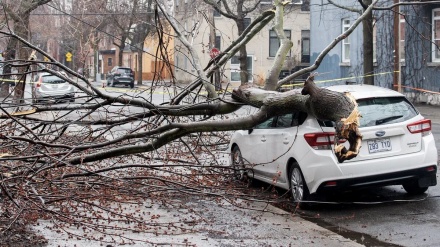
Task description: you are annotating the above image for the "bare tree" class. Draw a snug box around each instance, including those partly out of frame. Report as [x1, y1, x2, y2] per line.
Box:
[0, 0, 52, 100]
[203, 0, 262, 85]
[107, 0, 141, 67]
[130, 0, 155, 85]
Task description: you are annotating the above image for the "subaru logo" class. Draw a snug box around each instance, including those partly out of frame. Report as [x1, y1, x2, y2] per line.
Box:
[375, 130, 386, 137]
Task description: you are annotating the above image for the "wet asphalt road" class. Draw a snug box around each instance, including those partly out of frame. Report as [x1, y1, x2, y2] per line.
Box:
[291, 103, 440, 247]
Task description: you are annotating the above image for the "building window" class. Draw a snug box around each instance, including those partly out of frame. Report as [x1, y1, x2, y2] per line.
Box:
[215, 35, 221, 50]
[301, 0, 310, 12]
[230, 55, 253, 82]
[269, 29, 291, 57]
[301, 30, 310, 63]
[213, 2, 221, 17]
[108, 57, 112, 67]
[433, 8, 440, 62]
[244, 17, 251, 29]
[400, 15, 405, 62]
[373, 19, 377, 62]
[342, 19, 351, 63]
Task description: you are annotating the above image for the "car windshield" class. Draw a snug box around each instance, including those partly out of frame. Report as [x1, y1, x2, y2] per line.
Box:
[357, 96, 418, 127]
[42, 75, 65, 84]
[117, 68, 131, 74]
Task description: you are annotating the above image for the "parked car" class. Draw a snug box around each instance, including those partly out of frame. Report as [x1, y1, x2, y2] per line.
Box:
[31, 72, 75, 103]
[106, 66, 134, 88]
[228, 84, 438, 207]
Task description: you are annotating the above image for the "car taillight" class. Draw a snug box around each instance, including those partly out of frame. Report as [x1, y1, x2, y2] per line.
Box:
[36, 77, 42, 88]
[304, 132, 345, 150]
[407, 119, 431, 136]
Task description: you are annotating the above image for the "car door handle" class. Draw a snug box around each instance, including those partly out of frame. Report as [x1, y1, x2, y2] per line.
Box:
[283, 138, 289, 145]
[261, 136, 266, 142]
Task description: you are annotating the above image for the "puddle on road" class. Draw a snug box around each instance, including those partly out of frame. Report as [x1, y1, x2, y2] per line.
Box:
[301, 214, 403, 247]
[274, 202, 403, 247]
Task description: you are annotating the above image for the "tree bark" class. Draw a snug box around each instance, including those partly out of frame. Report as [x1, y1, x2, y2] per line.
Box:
[13, 14, 30, 103]
[363, 0, 374, 85]
[137, 49, 143, 85]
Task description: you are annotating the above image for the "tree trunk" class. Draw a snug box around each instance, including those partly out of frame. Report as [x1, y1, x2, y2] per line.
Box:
[236, 20, 249, 85]
[137, 49, 143, 85]
[13, 13, 30, 103]
[0, 38, 17, 97]
[118, 43, 124, 67]
[363, 0, 374, 85]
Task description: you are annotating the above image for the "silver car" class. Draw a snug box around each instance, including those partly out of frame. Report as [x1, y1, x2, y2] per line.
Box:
[31, 72, 75, 103]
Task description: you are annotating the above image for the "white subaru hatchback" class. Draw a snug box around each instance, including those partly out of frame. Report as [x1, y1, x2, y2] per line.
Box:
[228, 85, 438, 205]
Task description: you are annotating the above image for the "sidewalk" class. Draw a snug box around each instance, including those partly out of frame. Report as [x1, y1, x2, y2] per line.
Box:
[34, 197, 365, 247]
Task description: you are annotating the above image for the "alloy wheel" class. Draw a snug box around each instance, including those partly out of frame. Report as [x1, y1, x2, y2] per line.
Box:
[290, 167, 305, 202]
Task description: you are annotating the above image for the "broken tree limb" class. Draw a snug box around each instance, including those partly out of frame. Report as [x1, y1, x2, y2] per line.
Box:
[232, 74, 362, 163]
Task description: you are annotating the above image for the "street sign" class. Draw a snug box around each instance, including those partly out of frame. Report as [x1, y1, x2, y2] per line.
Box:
[66, 52, 72, 62]
[209, 48, 220, 59]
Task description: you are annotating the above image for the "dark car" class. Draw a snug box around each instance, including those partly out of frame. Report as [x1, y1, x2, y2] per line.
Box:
[106, 66, 134, 88]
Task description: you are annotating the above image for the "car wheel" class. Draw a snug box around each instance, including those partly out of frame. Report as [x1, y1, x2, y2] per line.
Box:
[289, 163, 310, 208]
[403, 180, 429, 195]
[231, 146, 252, 183]
[130, 82, 134, 89]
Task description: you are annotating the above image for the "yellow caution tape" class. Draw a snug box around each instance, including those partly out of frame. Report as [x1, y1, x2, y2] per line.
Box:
[280, 71, 398, 87]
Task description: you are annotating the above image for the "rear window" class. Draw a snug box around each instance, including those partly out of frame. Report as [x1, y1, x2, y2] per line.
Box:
[42, 75, 65, 84]
[357, 97, 418, 127]
[117, 68, 132, 74]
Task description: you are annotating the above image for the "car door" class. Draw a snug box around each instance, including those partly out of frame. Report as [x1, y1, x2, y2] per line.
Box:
[255, 112, 299, 181]
[238, 117, 276, 171]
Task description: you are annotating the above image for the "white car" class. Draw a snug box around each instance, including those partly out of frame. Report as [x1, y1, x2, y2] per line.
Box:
[228, 84, 438, 206]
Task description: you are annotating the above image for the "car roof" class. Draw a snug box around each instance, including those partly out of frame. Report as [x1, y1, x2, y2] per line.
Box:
[326, 84, 404, 99]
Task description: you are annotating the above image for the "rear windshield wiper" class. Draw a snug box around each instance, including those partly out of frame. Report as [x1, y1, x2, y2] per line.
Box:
[375, 115, 403, 125]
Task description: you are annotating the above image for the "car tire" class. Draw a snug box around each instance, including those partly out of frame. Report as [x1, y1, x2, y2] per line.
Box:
[231, 146, 252, 184]
[130, 82, 134, 89]
[402, 180, 429, 195]
[289, 163, 310, 208]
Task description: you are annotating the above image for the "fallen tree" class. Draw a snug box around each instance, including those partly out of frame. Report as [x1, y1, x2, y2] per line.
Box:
[0, 0, 376, 244]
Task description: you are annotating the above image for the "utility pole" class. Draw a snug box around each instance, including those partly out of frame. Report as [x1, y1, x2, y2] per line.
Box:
[393, 0, 401, 92]
[363, 0, 374, 85]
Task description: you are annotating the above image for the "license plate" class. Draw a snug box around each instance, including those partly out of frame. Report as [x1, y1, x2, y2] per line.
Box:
[367, 138, 392, 153]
